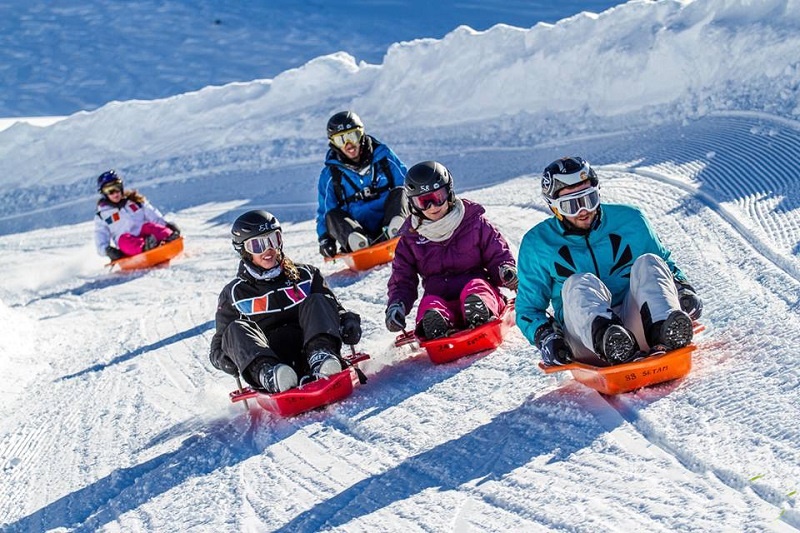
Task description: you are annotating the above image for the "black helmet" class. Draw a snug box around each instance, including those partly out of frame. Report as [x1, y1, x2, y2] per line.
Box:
[97, 169, 123, 193]
[541, 156, 598, 201]
[231, 210, 282, 257]
[326, 111, 364, 137]
[404, 161, 455, 216]
[542, 156, 600, 220]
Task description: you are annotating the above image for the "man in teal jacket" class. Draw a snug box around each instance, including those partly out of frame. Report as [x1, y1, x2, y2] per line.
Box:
[516, 156, 703, 366]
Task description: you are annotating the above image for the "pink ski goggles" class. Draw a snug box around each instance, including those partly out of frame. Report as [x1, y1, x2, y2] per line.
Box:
[410, 187, 449, 211]
[243, 230, 283, 254]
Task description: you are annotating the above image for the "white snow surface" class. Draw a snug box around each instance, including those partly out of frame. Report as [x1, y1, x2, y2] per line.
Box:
[2, 0, 800, 531]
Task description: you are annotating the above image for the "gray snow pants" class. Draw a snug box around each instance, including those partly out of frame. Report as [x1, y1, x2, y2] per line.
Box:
[562, 253, 682, 363]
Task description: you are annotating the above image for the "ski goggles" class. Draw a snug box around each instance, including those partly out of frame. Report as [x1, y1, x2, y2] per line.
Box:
[554, 186, 600, 216]
[410, 187, 449, 211]
[329, 127, 364, 148]
[102, 184, 123, 195]
[243, 230, 283, 254]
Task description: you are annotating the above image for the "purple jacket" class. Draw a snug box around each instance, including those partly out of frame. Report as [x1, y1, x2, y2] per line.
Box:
[387, 199, 515, 311]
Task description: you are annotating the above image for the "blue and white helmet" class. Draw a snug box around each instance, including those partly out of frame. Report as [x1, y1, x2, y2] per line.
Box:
[541, 157, 598, 201]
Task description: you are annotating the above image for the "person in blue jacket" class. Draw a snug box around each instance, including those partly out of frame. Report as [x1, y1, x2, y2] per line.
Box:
[316, 111, 409, 257]
[516, 156, 703, 367]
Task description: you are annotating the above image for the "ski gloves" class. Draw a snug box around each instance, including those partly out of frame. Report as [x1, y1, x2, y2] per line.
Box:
[210, 349, 238, 376]
[319, 234, 337, 258]
[534, 320, 573, 366]
[500, 264, 518, 291]
[675, 279, 703, 320]
[385, 301, 406, 332]
[340, 311, 362, 345]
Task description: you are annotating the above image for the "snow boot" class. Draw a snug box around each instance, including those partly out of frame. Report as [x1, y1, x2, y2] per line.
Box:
[648, 309, 693, 351]
[422, 309, 451, 339]
[463, 294, 493, 328]
[307, 350, 342, 377]
[258, 363, 298, 393]
[305, 334, 342, 378]
[143, 234, 159, 251]
[592, 316, 638, 364]
[386, 215, 405, 238]
[347, 231, 369, 252]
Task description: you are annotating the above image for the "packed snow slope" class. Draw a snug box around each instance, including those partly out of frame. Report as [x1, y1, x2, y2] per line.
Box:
[1, 0, 800, 531]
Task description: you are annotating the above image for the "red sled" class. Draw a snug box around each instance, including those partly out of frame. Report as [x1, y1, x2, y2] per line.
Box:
[324, 237, 399, 271]
[229, 352, 370, 417]
[539, 323, 705, 395]
[395, 302, 516, 364]
[108, 236, 184, 271]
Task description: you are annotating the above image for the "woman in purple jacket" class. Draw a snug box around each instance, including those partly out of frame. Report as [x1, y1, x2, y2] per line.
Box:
[384, 161, 518, 339]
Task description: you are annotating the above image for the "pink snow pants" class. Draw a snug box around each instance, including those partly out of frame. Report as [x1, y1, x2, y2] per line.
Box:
[117, 222, 174, 256]
[415, 278, 506, 330]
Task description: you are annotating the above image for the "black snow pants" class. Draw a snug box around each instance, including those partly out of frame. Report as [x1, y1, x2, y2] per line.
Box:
[222, 293, 342, 387]
[326, 187, 408, 249]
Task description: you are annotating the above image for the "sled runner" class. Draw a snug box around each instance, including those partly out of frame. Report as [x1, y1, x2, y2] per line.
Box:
[539, 324, 705, 395]
[395, 302, 516, 364]
[324, 237, 399, 271]
[108, 236, 184, 271]
[229, 351, 370, 417]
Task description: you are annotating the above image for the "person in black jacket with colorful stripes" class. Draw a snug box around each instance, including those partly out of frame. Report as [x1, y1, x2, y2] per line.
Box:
[209, 210, 361, 393]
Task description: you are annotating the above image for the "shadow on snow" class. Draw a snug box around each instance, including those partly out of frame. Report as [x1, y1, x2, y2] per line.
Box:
[57, 320, 215, 381]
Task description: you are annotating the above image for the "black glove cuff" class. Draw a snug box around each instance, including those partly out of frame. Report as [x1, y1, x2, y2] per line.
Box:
[534, 323, 553, 348]
[675, 278, 696, 293]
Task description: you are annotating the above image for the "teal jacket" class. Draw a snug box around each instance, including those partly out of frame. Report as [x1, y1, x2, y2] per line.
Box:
[515, 204, 686, 345]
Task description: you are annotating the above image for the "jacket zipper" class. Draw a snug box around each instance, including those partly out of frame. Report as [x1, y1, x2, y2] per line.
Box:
[584, 234, 600, 276]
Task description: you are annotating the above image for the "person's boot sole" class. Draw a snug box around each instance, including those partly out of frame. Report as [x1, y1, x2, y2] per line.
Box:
[660, 310, 694, 350]
[464, 294, 492, 327]
[602, 325, 637, 364]
[422, 311, 449, 339]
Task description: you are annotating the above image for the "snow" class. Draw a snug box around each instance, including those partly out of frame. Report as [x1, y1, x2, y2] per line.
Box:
[1, 0, 800, 531]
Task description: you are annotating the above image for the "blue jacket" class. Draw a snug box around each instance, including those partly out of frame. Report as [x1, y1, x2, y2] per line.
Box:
[515, 204, 687, 345]
[316, 137, 407, 238]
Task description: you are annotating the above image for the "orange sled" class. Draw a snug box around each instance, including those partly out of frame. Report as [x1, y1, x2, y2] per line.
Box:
[540, 324, 705, 395]
[109, 236, 184, 271]
[324, 237, 399, 271]
[395, 302, 516, 364]
[229, 352, 370, 417]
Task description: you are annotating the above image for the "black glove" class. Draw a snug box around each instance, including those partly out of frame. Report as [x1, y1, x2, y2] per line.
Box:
[210, 349, 238, 376]
[105, 246, 126, 261]
[319, 234, 337, 258]
[500, 264, 518, 291]
[675, 280, 703, 320]
[340, 311, 362, 345]
[166, 222, 181, 235]
[534, 322, 573, 366]
[385, 301, 406, 332]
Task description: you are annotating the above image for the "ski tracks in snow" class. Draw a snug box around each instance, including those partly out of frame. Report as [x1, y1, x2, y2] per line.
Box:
[4, 113, 800, 531]
[588, 114, 800, 530]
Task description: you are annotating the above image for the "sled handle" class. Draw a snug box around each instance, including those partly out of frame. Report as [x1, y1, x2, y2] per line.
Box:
[235, 375, 250, 411]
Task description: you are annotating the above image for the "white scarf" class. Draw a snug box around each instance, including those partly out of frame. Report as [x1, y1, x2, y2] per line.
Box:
[244, 261, 283, 280]
[413, 198, 465, 242]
